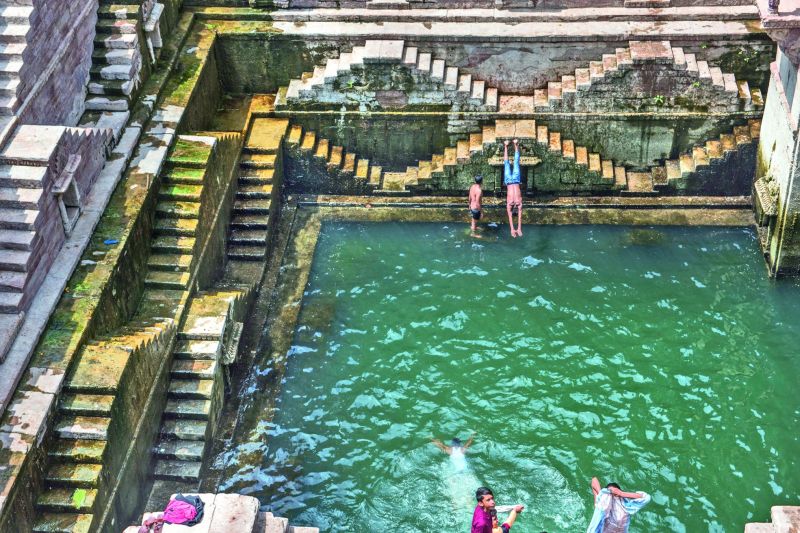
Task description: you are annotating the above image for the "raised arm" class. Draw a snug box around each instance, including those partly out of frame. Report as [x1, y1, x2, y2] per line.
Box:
[463, 432, 476, 451]
[430, 438, 450, 454]
[609, 486, 644, 499]
[591, 477, 602, 497]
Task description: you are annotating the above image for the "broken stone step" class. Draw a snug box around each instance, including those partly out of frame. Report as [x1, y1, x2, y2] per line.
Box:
[234, 199, 271, 215]
[161, 418, 207, 441]
[0, 248, 30, 272]
[230, 215, 268, 230]
[168, 378, 214, 400]
[37, 488, 98, 513]
[145, 271, 191, 290]
[59, 394, 114, 417]
[164, 397, 212, 420]
[0, 228, 36, 250]
[54, 415, 110, 442]
[150, 234, 195, 253]
[0, 208, 38, 230]
[31, 513, 93, 533]
[154, 217, 198, 237]
[153, 459, 202, 482]
[156, 201, 200, 219]
[159, 184, 202, 201]
[154, 438, 206, 461]
[238, 184, 272, 199]
[171, 358, 217, 379]
[45, 463, 102, 489]
[0, 186, 42, 208]
[230, 228, 268, 246]
[147, 253, 192, 272]
[48, 439, 107, 465]
[228, 245, 266, 261]
[173, 339, 220, 360]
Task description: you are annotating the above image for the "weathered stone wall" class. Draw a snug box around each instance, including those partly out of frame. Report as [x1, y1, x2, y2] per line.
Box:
[19, 0, 98, 126]
[284, 0, 754, 9]
[217, 34, 773, 102]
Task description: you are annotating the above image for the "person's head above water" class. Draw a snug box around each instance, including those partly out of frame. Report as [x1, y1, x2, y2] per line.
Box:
[606, 482, 621, 490]
[476, 487, 495, 510]
[451, 437, 462, 448]
[474, 175, 483, 184]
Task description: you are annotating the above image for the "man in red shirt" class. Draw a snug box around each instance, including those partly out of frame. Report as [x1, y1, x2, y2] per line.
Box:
[472, 487, 524, 533]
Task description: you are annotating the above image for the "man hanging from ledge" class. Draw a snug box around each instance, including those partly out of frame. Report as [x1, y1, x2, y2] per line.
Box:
[504, 139, 523, 238]
[586, 477, 650, 533]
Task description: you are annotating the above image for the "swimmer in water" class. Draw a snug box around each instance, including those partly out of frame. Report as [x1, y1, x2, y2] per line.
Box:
[431, 433, 475, 456]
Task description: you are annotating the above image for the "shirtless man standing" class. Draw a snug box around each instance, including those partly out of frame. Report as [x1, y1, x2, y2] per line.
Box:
[503, 140, 523, 238]
[469, 175, 484, 235]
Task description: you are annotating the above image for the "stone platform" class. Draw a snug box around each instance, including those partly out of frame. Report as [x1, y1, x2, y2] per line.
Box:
[123, 494, 317, 533]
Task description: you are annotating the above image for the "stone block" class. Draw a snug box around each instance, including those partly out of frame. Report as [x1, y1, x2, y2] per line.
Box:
[0, 389, 54, 438]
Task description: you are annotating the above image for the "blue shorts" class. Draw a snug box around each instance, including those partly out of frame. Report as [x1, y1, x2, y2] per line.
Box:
[504, 150, 521, 185]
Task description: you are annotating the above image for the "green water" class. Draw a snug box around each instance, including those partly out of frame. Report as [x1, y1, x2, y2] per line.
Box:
[219, 222, 800, 532]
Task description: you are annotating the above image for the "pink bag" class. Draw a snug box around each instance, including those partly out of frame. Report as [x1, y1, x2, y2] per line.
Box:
[162, 499, 198, 524]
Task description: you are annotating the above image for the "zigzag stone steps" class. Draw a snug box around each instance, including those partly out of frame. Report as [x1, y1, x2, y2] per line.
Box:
[518, 40, 763, 114]
[279, 39, 498, 111]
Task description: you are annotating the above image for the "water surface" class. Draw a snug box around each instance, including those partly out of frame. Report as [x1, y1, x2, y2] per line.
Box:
[219, 223, 800, 532]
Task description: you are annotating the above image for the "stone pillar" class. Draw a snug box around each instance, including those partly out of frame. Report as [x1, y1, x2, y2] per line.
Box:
[754, 0, 800, 276]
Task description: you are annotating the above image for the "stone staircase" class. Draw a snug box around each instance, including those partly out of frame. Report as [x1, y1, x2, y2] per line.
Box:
[283, 123, 377, 193]
[150, 290, 248, 494]
[0, 3, 31, 121]
[86, 0, 146, 113]
[516, 40, 763, 114]
[144, 136, 215, 292]
[32, 316, 177, 533]
[277, 39, 498, 111]
[283, 116, 760, 196]
[227, 118, 289, 264]
[745, 506, 800, 532]
[0, 126, 114, 363]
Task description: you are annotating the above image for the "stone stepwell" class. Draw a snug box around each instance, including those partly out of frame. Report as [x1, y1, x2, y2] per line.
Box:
[283, 117, 760, 195]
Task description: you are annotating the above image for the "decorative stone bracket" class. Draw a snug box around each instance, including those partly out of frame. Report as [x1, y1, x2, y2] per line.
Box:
[488, 155, 542, 167]
[52, 154, 83, 236]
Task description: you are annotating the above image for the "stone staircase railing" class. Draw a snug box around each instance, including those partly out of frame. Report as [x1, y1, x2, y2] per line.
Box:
[276, 39, 498, 112]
